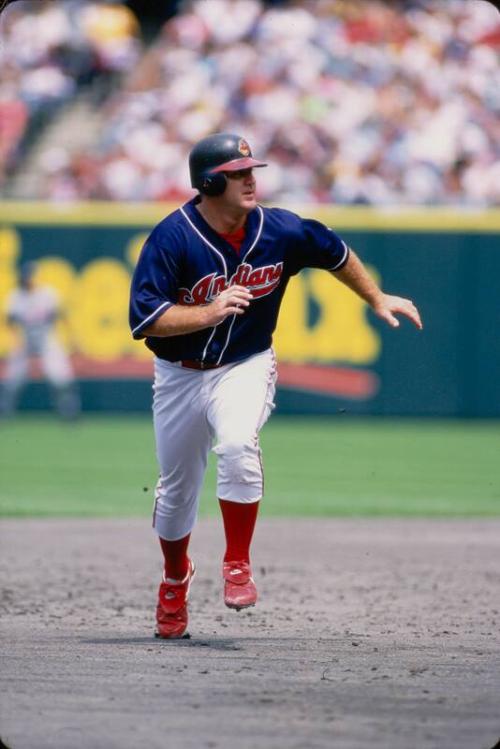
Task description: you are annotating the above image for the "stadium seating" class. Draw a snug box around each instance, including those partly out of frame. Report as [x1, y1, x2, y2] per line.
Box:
[1, 0, 499, 205]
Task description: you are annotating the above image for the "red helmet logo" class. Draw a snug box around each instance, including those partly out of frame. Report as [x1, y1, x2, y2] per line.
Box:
[238, 139, 251, 157]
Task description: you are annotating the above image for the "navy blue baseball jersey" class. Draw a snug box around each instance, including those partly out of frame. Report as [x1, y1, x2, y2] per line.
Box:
[129, 197, 349, 366]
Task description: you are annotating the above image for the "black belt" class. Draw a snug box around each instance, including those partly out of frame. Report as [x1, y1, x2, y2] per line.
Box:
[181, 360, 222, 370]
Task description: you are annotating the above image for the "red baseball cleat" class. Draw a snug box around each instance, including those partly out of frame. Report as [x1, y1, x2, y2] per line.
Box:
[223, 560, 257, 611]
[155, 559, 196, 639]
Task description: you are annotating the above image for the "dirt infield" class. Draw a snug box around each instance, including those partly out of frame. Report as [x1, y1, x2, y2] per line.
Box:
[1, 518, 499, 749]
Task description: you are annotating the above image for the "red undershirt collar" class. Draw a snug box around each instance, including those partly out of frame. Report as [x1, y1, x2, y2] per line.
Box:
[218, 225, 246, 254]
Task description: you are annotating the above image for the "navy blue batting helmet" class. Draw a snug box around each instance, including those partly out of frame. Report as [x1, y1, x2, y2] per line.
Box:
[189, 133, 267, 196]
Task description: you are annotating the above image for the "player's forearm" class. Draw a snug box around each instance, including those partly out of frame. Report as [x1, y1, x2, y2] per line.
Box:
[141, 304, 214, 337]
[141, 285, 252, 337]
[332, 250, 384, 308]
[333, 251, 422, 329]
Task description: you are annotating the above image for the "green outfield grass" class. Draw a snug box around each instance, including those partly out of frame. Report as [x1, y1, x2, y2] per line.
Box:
[0, 416, 499, 518]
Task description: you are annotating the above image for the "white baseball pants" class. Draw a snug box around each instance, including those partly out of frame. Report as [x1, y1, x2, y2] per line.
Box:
[152, 348, 277, 541]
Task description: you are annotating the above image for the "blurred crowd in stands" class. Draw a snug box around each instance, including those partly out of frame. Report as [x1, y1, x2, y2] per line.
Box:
[0, 0, 140, 185]
[1, 0, 499, 205]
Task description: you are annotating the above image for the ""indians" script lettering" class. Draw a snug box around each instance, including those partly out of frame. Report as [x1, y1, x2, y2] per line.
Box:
[178, 262, 284, 305]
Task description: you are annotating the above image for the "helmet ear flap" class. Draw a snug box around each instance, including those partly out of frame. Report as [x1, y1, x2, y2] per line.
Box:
[199, 172, 227, 196]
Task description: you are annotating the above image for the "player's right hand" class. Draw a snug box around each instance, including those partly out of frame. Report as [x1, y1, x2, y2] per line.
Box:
[206, 285, 253, 325]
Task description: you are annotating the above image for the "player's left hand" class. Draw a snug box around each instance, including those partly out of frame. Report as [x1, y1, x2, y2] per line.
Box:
[372, 294, 423, 330]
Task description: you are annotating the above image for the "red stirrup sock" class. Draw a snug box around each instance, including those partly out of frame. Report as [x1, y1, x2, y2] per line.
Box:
[159, 533, 191, 581]
[219, 499, 260, 563]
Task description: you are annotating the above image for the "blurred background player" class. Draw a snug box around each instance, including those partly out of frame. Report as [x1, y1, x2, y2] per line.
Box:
[0, 262, 80, 420]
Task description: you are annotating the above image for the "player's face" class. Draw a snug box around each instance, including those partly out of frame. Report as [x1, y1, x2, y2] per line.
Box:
[222, 168, 257, 212]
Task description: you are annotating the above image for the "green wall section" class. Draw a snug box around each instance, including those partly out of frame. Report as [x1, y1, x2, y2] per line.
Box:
[1, 204, 499, 417]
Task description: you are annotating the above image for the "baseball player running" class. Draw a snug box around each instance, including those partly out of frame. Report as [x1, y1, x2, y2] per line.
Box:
[129, 133, 422, 639]
[1, 262, 80, 420]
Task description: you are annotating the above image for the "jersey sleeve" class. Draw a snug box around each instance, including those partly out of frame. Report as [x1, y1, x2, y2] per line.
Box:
[287, 217, 350, 276]
[129, 229, 181, 340]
